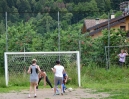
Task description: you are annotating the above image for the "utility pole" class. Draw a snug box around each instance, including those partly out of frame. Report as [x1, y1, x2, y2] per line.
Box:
[58, 11, 60, 61]
[107, 13, 110, 69]
[79, 30, 81, 62]
[5, 12, 8, 52]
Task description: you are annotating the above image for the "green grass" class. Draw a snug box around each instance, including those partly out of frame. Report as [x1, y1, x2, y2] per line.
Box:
[0, 73, 29, 93]
[81, 65, 129, 98]
[0, 65, 129, 98]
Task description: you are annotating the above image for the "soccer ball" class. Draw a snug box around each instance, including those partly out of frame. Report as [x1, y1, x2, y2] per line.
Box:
[68, 87, 73, 92]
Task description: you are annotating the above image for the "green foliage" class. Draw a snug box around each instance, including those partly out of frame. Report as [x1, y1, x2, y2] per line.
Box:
[100, 13, 108, 19]
[102, 29, 128, 65]
[7, 20, 43, 52]
[0, 0, 126, 24]
[0, 0, 128, 74]
[115, 11, 123, 17]
[0, 75, 6, 88]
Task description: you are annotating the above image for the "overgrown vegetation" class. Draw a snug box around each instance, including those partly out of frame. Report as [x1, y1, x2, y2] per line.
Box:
[0, 0, 126, 68]
[0, 0, 129, 98]
[81, 65, 129, 98]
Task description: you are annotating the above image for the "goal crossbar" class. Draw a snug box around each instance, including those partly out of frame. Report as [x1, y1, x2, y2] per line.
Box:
[4, 51, 81, 87]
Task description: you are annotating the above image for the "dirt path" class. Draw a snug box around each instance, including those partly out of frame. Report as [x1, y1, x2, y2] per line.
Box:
[0, 88, 110, 99]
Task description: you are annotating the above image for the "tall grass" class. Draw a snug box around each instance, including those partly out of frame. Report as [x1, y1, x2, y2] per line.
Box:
[9, 73, 30, 86]
[81, 63, 129, 98]
[81, 64, 129, 86]
[1, 62, 129, 98]
[0, 75, 6, 88]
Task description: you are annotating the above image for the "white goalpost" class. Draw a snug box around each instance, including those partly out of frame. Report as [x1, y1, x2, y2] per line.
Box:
[4, 51, 81, 87]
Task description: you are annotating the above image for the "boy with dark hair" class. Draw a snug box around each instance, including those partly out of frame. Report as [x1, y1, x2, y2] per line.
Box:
[62, 72, 68, 92]
[36, 69, 53, 90]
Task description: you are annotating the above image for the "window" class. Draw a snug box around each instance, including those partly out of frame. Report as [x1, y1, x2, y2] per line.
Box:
[120, 26, 126, 31]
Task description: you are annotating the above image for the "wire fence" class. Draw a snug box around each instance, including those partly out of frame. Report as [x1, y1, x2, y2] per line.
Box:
[0, 12, 127, 69]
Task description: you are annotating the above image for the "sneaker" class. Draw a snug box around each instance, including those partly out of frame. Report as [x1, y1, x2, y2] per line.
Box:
[56, 91, 60, 95]
[34, 95, 37, 98]
[53, 93, 56, 96]
[28, 95, 30, 98]
[34, 94, 37, 98]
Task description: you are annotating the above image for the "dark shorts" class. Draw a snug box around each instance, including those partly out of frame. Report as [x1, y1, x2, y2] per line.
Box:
[119, 61, 125, 67]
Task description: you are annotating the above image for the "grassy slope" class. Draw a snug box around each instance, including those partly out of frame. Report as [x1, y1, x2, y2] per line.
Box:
[81, 66, 129, 98]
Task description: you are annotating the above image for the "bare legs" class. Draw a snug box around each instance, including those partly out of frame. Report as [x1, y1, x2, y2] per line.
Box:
[28, 82, 37, 98]
[60, 84, 63, 94]
[34, 84, 37, 97]
[54, 86, 56, 94]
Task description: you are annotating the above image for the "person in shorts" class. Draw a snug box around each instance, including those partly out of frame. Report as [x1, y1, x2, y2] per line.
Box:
[51, 60, 65, 95]
[27, 59, 41, 98]
[118, 49, 128, 68]
[56, 72, 68, 94]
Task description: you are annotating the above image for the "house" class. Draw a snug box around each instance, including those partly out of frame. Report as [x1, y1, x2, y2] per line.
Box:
[120, 1, 129, 12]
[81, 14, 129, 38]
[82, 1, 129, 38]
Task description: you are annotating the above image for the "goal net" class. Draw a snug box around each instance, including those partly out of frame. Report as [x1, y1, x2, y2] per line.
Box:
[4, 51, 81, 87]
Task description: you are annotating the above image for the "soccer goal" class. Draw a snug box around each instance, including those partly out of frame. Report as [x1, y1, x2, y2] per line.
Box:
[4, 51, 81, 87]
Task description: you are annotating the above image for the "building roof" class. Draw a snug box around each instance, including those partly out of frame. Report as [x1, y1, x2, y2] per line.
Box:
[84, 19, 108, 29]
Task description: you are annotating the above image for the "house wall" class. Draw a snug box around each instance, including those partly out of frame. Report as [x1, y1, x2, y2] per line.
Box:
[82, 24, 87, 33]
[112, 24, 122, 29]
[111, 16, 129, 31]
[125, 16, 129, 31]
[92, 25, 124, 38]
[91, 32, 102, 38]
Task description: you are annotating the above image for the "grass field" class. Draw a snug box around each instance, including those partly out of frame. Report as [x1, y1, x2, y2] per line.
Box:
[0, 65, 129, 98]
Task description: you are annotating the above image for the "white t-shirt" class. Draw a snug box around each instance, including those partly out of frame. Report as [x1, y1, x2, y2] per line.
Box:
[119, 53, 127, 62]
[54, 65, 64, 77]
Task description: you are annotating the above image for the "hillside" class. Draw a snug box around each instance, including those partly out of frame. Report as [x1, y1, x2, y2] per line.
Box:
[0, 0, 128, 67]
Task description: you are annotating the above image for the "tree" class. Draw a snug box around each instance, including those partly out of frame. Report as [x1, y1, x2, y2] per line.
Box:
[31, 13, 56, 35]
[7, 20, 43, 52]
[9, 6, 19, 22]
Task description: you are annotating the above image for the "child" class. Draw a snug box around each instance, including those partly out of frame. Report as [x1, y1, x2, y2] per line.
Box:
[118, 49, 128, 68]
[36, 69, 53, 90]
[62, 72, 68, 92]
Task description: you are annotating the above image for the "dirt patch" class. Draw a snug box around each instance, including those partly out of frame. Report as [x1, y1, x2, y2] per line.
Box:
[0, 88, 110, 99]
